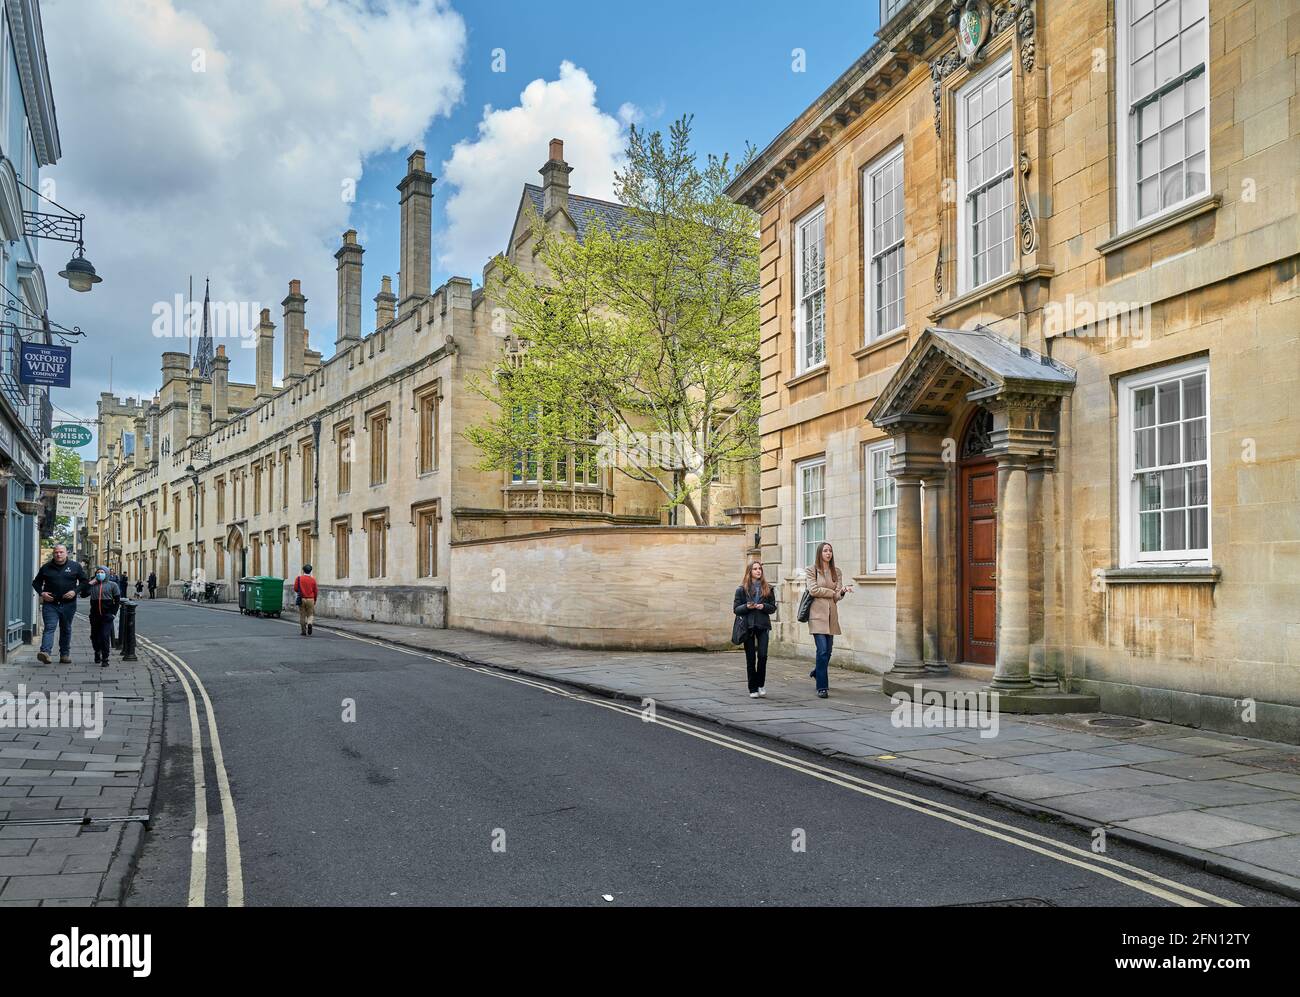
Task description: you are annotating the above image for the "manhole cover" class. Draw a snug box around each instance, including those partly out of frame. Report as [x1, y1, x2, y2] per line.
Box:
[1089, 717, 1146, 728]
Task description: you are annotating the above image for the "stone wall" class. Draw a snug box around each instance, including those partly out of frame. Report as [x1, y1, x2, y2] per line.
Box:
[448, 526, 749, 649]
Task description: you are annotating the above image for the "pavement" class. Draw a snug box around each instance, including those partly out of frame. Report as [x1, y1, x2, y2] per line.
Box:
[213, 605, 1300, 900]
[0, 615, 160, 907]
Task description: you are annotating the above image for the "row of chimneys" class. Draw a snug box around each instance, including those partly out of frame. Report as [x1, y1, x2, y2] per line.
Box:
[141, 141, 571, 460]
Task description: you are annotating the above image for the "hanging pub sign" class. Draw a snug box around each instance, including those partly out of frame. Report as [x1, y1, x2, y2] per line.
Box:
[19, 341, 72, 388]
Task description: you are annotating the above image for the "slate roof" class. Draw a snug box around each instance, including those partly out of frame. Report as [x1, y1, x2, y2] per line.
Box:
[928, 328, 1075, 385]
[522, 183, 632, 242]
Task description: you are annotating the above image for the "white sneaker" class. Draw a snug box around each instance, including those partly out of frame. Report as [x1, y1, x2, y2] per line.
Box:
[758, 687, 766, 698]
[749, 691, 759, 699]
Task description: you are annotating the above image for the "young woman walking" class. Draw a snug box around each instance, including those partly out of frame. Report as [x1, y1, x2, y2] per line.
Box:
[733, 561, 777, 698]
[805, 541, 850, 697]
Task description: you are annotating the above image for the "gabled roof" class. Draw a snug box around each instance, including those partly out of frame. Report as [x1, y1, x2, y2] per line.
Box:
[867, 327, 1075, 427]
[521, 183, 631, 242]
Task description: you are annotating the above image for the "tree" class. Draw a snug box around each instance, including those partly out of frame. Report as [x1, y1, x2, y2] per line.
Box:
[467, 116, 760, 526]
[48, 444, 83, 546]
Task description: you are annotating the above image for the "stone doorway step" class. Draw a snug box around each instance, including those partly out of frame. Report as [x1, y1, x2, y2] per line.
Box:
[881, 671, 1101, 714]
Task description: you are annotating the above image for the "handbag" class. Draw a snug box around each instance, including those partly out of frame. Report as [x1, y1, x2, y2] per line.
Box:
[796, 588, 813, 623]
[731, 614, 749, 645]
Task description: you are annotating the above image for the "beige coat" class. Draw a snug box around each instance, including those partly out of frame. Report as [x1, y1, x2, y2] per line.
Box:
[805, 564, 844, 636]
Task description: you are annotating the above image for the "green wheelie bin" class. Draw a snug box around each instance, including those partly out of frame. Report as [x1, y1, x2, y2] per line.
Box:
[245, 576, 285, 618]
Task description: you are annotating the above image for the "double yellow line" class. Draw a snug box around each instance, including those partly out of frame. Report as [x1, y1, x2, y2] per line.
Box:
[138, 634, 244, 907]
[171, 604, 1243, 908]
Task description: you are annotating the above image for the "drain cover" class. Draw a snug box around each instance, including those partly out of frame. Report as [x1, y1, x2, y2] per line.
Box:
[1089, 717, 1145, 728]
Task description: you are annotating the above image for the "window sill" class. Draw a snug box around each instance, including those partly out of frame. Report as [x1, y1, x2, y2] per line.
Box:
[1103, 565, 1220, 585]
[852, 573, 896, 584]
[852, 329, 907, 361]
[1096, 194, 1221, 257]
[785, 365, 829, 390]
[929, 265, 1055, 322]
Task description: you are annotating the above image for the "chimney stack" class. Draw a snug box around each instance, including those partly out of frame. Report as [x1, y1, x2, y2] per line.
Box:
[187, 367, 208, 440]
[283, 279, 306, 383]
[256, 307, 275, 398]
[539, 137, 572, 218]
[133, 414, 147, 471]
[211, 345, 230, 425]
[304, 328, 322, 374]
[147, 401, 159, 467]
[374, 275, 396, 328]
[335, 229, 364, 348]
[397, 150, 434, 313]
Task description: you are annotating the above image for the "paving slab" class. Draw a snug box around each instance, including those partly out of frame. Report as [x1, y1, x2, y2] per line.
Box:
[1134, 756, 1268, 781]
[1032, 789, 1194, 823]
[1212, 835, 1300, 876]
[1202, 800, 1300, 834]
[1115, 811, 1289, 849]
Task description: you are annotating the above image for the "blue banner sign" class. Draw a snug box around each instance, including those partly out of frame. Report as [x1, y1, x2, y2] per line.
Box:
[19, 342, 72, 388]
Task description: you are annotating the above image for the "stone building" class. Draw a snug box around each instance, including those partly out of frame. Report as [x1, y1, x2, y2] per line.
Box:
[727, 0, 1299, 739]
[93, 141, 759, 626]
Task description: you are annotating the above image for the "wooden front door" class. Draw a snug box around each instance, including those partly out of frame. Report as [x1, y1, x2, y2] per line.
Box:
[959, 461, 997, 665]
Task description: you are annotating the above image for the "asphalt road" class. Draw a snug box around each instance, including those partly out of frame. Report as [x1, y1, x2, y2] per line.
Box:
[125, 600, 1292, 907]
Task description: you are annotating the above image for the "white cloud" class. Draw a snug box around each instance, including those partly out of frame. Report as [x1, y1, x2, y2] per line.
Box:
[437, 61, 633, 279]
[40, 0, 466, 412]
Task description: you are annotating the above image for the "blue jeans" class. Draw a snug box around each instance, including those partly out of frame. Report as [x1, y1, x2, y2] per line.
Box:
[813, 634, 834, 691]
[39, 600, 78, 656]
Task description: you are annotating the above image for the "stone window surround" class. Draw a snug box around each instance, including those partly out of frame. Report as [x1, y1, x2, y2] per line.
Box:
[795, 454, 827, 573]
[793, 201, 827, 375]
[866, 439, 897, 574]
[955, 49, 1015, 296]
[1113, 0, 1211, 237]
[1115, 354, 1212, 569]
[413, 378, 442, 476]
[862, 140, 906, 344]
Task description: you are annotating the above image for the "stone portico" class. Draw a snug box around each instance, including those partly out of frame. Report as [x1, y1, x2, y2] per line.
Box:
[868, 328, 1099, 712]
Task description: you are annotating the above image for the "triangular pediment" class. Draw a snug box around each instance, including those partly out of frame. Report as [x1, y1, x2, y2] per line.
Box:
[867, 327, 1075, 428]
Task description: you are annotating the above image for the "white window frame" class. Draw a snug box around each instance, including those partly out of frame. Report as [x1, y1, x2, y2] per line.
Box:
[1117, 357, 1211, 567]
[867, 441, 897, 572]
[955, 51, 1015, 294]
[794, 204, 826, 375]
[863, 143, 905, 342]
[1115, 0, 1211, 233]
[796, 456, 827, 571]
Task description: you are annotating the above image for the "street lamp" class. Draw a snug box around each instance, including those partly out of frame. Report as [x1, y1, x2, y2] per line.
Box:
[11, 162, 104, 293]
[57, 246, 102, 293]
[184, 461, 205, 599]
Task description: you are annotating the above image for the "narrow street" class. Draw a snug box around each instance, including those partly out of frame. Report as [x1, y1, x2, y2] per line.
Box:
[125, 601, 1289, 908]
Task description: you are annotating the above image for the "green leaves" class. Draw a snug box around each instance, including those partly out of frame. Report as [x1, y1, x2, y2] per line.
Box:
[469, 116, 759, 524]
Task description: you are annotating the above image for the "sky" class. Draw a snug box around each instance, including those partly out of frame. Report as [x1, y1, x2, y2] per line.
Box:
[38, 0, 885, 441]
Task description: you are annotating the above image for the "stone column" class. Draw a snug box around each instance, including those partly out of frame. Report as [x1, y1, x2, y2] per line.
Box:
[1029, 457, 1060, 689]
[922, 474, 949, 674]
[991, 454, 1033, 691]
[891, 474, 926, 678]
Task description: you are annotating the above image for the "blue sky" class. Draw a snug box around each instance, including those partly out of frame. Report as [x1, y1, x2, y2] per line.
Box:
[356, 0, 881, 297]
[42, 0, 884, 440]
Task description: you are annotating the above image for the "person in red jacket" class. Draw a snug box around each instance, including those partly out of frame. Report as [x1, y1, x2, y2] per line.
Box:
[292, 564, 318, 636]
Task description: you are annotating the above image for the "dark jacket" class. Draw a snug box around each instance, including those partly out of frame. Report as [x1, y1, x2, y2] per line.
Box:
[32, 559, 88, 602]
[733, 585, 777, 632]
[147, 573, 157, 590]
[82, 578, 122, 618]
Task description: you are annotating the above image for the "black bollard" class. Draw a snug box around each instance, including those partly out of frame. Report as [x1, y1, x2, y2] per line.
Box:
[120, 601, 138, 662]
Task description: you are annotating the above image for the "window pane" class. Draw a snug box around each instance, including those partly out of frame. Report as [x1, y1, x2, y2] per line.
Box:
[1163, 509, 1186, 550]
[1188, 506, 1208, 549]
[1140, 511, 1161, 551]
[1157, 380, 1180, 422]
[1183, 417, 1206, 462]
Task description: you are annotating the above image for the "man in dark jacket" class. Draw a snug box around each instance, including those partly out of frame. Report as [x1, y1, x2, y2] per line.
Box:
[31, 545, 88, 664]
[81, 566, 122, 667]
[147, 571, 157, 599]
